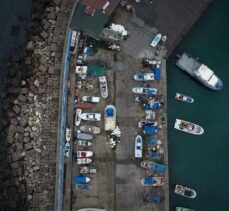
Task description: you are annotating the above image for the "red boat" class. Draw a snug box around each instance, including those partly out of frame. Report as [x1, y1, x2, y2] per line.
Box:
[77, 102, 95, 109]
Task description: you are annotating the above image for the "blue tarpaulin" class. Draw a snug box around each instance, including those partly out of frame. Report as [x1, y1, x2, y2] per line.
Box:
[106, 108, 114, 116]
[151, 163, 165, 173]
[72, 176, 87, 184]
[143, 194, 161, 203]
[143, 125, 155, 135]
[148, 137, 157, 148]
[154, 67, 161, 80]
[144, 177, 153, 185]
[153, 102, 161, 110]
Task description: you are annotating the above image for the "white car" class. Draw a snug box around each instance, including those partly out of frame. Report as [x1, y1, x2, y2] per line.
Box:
[64, 142, 70, 157]
[135, 135, 143, 158]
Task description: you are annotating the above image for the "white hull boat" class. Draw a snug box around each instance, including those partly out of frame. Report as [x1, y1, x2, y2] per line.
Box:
[80, 125, 101, 134]
[82, 96, 100, 103]
[77, 158, 92, 165]
[175, 93, 194, 103]
[174, 119, 204, 135]
[134, 73, 154, 81]
[75, 109, 82, 126]
[132, 87, 157, 95]
[174, 184, 197, 199]
[135, 135, 143, 158]
[151, 33, 162, 48]
[141, 176, 163, 186]
[78, 140, 92, 146]
[80, 113, 102, 121]
[104, 105, 116, 131]
[77, 151, 94, 158]
[66, 128, 71, 142]
[99, 76, 108, 98]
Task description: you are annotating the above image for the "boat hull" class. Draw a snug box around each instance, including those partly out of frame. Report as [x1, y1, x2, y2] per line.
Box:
[80, 113, 102, 121]
[75, 133, 93, 140]
[80, 125, 101, 134]
[99, 76, 108, 98]
[134, 73, 154, 81]
[175, 93, 194, 103]
[104, 105, 116, 131]
[174, 184, 197, 199]
[174, 119, 204, 135]
[132, 87, 157, 95]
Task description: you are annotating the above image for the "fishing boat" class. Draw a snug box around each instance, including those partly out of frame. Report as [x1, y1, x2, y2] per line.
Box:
[72, 176, 91, 184]
[82, 96, 100, 103]
[77, 151, 94, 158]
[176, 52, 223, 90]
[174, 119, 204, 135]
[176, 207, 194, 211]
[99, 76, 108, 98]
[66, 128, 71, 142]
[80, 125, 101, 134]
[75, 109, 82, 126]
[143, 193, 161, 203]
[74, 184, 92, 191]
[80, 113, 102, 121]
[140, 160, 165, 174]
[77, 158, 92, 165]
[75, 133, 93, 140]
[132, 87, 157, 95]
[104, 105, 116, 131]
[135, 135, 143, 158]
[77, 209, 106, 211]
[78, 140, 92, 146]
[141, 177, 163, 186]
[134, 73, 154, 81]
[174, 184, 197, 199]
[77, 102, 95, 109]
[151, 33, 162, 48]
[79, 165, 97, 174]
[175, 93, 194, 103]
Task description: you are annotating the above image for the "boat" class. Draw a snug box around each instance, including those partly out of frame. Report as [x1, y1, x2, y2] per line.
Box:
[78, 140, 92, 146]
[79, 165, 97, 174]
[174, 184, 197, 199]
[141, 177, 163, 186]
[75, 133, 93, 140]
[66, 128, 71, 142]
[154, 64, 161, 80]
[80, 113, 102, 121]
[82, 96, 100, 103]
[176, 52, 223, 90]
[72, 176, 91, 184]
[99, 76, 108, 98]
[176, 207, 194, 211]
[150, 33, 162, 48]
[140, 160, 165, 174]
[77, 209, 106, 211]
[77, 151, 94, 158]
[77, 158, 92, 165]
[74, 184, 92, 191]
[75, 109, 82, 126]
[77, 102, 95, 109]
[143, 193, 162, 203]
[132, 87, 157, 95]
[134, 73, 154, 81]
[104, 105, 116, 131]
[80, 125, 101, 134]
[174, 119, 204, 135]
[175, 93, 194, 103]
[135, 135, 143, 158]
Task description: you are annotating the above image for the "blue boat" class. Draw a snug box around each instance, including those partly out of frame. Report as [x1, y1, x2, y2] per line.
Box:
[141, 160, 165, 174]
[141, 176, 163, 186]
[72, 176, 91, 184]
[143, 194, 162, 203]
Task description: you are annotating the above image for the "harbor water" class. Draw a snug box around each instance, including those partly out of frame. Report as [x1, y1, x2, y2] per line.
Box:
[168, 1, 229, 210]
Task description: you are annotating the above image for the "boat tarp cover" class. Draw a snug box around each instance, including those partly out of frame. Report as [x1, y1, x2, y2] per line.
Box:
[72, 176, 86, 183]
[137, 74, 144, 79]
[152, 163, 165, 173]
[154, 67, 161, 80]
[144, 194, 161, 203]
[144, 103, 151, 110]
[148, 137, 157, 147]
[106, 108, 114, 116]
[144, 177, 153, 185]
[144, 125, 155, 135]
[87, 61, 106, 77]
[148, 89, 156, 94]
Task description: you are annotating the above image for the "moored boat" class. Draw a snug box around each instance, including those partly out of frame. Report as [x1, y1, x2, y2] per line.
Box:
[134, 73, 154, 81]
[99, 76, 108, 98]
[176, 52, 223, 91]
[176, 207, 194, 211]
[66, 128, 71, 142]
[75, 132, 93, 140]
[79, 165, 97, 174]
[151, 33, 162, 48]
[77, 140, 92, 146]
[82, 96, 100, 103]
[174, 184, 197, 199]
[72, 176, 91, 184]
[75, 109, 82, 126]
[140, 160, 165, 174]
[80, 125, 101, 134]
[135, 135, 143, 158]
[132, 87, 157, 95]
[80, 113, 102, 121]
[77, 158, 92, 165]
[141, 177, 163, 186]
[174, 119, 204, 135]
[175, 93, 194, 103]
[104, 105, 116, 131]
[77, 151, 94, 158]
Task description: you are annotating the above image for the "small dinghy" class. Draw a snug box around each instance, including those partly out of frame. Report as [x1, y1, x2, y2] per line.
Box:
[78, 140, 92, 146]
[174, 119, 204, 135]
[72, 176, 91, 184]
[174, 184, 197, 199]
[74, 184, 92, 191]
[132, 87, 157, 95]
[141, 177, 163, 186]
[134, 73, 154, 81]
[176, 207, 194, 211]
[175, 93, 194, 103]
[66, 128, 71, 142]
[151, 33, 162, 48]
[77, 158, 92, 165]
[77, 151, 94, 158]
[82, 96, 100, 103]
[80, 125, 101, 134]
[75, 132, 93, 140]
[99, 76, 108, 98]
[135, 135, 143, 158]
[75, 109, 82, 126]
[80, 113, 102, 121]
[77, 102, 95, 109]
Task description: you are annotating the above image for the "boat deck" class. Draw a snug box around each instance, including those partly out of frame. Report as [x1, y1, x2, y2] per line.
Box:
[176, 53, 201, 75]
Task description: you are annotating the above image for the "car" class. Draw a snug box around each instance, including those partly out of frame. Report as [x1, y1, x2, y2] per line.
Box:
[135, 135, 143, 158]
[64, 142, 71, 157]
